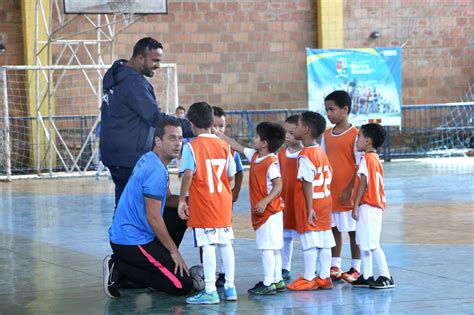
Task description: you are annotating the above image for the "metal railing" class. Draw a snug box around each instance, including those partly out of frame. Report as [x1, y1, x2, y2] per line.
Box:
[1, 103, 472, 179]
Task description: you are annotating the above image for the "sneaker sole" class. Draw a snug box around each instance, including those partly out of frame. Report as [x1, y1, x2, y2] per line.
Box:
[248, 290, 277, 295]
[351, 284, 371, 288]
[370, 284, 395, 289]
[102, 256, 118, 299]
[287, 287, 317, 291]
[186, 300, 220, 304]
[223, 296, 238, 301]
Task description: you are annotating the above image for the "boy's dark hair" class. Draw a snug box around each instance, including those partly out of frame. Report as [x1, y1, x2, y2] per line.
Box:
[360, 123, 386, 149]
[285, 114, 300, 125]
[187, 102, 214, 128]
[256, 122, 285, 153]
[175, 106, 186, 112]
[153, 117, 181, 146]
[213, 106, 226, 117]
[325, 90, 352, 114]
[132, 37, 163, 58]
[300, 111, 326, 139]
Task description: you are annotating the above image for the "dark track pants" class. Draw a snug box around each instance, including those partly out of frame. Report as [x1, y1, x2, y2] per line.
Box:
[111, 207, 192, 296]
[108, 166, 134, 208]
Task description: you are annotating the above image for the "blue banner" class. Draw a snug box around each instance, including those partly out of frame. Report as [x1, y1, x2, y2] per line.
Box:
[307, 48, 402, 126]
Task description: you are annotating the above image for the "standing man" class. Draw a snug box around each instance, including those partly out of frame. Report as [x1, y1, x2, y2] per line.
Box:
[100, 37, 192, 207]
[103, 117, 193, 298]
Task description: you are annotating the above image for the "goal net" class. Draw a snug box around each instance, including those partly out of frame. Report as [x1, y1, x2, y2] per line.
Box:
[0, 64, 178, 180]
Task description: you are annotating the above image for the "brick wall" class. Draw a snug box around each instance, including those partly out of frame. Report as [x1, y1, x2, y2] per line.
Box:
[0, 0, 24, 65]
[344, 0, 473, 105]
[2, 0, 472, 108]
[113, 0, 317, 110]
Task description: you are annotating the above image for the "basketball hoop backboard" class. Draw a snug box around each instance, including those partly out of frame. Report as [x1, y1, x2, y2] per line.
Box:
[63, 0, 167, 14]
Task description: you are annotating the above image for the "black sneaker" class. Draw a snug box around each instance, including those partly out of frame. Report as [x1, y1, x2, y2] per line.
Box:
[370, 276, 395, 289]
[103, 255, 121, 298]
[282, 269, 291, 281]
[215, 273, 225, 288]
[351, 275, 375, 288]
[247, 281, 277, 295]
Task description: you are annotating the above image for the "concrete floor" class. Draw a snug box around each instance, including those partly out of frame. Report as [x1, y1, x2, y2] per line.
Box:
[0, 157, 473, 314]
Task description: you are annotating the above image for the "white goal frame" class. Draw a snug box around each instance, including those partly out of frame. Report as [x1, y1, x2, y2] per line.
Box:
[0, 63, 178, 181]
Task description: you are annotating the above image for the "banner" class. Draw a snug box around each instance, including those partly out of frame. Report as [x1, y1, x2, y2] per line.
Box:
[307, 48, 402, 126]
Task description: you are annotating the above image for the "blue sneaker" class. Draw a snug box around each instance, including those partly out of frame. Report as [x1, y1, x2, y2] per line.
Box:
[221, 286, 237, 301]
[186, 291, 220, 304]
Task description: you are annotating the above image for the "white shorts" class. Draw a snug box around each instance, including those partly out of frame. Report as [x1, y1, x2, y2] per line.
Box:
[331, 211, 357, 232]
[256, 211, 283, 250]
[356, 204, 383, 251]
[283, 229, 298, 239]
[298, 230, 335, 251]
[193, 227, 234, 247]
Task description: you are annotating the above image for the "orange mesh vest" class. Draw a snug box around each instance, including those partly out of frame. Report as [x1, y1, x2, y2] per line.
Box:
[278, 148, 300, 230]
[323, 127, 359, 211]
[355, 152, 386, 210]
[293, 146, 333, 233]
[187, 136, 233, 228]
[249, 153, 283, 230]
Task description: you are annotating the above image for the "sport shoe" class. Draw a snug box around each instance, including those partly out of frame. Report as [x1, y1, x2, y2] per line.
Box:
[314, 276, 333, 289]
[275, 280, 286, 292]
[282, 269, 291, 281]
[286, 276, 317, 291]
[103, 255, 121, 298]
[186, 291, 220, 304]
[351, 275, 375, 288]
[221, 286, 237, 301]
[248, 282, 277, 295]
[370, 276, 395, 289]
[341, 267, 360, 283]
[215, 273, 225, 288]
[330, 266, 342, 281]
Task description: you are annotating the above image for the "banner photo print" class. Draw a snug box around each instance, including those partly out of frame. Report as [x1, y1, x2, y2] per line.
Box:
[307, 48, 402, 126]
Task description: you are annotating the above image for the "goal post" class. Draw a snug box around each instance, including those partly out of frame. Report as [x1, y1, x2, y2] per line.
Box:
[0, 63, 179, 181]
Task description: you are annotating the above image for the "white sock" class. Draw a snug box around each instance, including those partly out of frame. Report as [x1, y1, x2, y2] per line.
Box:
[282, 237, 293, 271]
[202, 244, 217, 293]
[217, 243, 235, 288]
[331, 257, 341, 269]
[372, 247, 390, 278]
[319, 248, 331, 279]
[274, 250, 283, 282]
[303, 247, 317, 281]
[351, 259, 362, 272]
[261, 250, 275, 286]
[361, 250, 373, 279]
[216, 245, 224, 274]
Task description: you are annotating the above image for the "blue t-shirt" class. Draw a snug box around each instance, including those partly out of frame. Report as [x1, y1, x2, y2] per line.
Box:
[109, 151, 168, 245]
[233, 151, 243, 173]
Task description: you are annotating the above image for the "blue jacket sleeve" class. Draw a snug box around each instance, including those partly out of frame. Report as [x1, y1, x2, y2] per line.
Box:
[127, 79, 166, 127]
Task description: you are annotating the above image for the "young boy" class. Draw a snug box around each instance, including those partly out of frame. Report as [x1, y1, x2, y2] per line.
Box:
[287, 111, 335, 291]
[178, 102, 237, 304]
[322, 90, 363, 282]
[278, 115, 304, 281]
[351, 123, 394, 289]
[212, 106, 244, 287]
[175, 106, 186, 119]
[215, 122, 286, 295]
